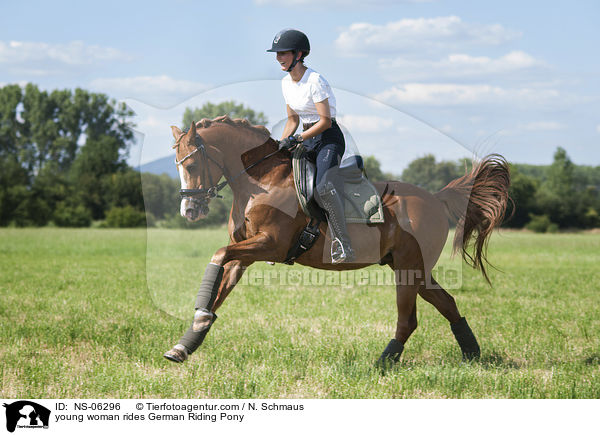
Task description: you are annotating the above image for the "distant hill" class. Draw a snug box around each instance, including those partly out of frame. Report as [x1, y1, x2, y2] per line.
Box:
[138, 156, 178, 178]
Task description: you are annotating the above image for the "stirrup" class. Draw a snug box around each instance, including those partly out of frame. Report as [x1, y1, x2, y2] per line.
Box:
[331, 238, 355, 264]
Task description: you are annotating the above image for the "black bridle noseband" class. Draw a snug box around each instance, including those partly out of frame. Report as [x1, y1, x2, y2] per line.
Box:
[175, 134, 281, 204]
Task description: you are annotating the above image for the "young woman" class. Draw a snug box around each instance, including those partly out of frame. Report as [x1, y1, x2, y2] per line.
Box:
[267, 28, 355, 263]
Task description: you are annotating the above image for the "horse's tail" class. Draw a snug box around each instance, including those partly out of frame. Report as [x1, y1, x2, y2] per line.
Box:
[434, 154, 511, 284]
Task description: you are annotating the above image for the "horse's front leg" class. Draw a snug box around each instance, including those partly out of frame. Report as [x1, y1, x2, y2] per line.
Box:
[164, 233, 277, 363]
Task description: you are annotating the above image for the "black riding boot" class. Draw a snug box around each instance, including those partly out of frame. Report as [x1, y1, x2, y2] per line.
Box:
[316, 180, 355, 263]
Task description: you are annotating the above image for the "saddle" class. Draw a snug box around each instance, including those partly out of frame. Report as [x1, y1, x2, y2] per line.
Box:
[283, 144, 384, 264]
[291, 144, 384, 224]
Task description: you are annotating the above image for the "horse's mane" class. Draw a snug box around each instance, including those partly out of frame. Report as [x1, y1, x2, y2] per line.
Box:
[195, 115, 271, 137]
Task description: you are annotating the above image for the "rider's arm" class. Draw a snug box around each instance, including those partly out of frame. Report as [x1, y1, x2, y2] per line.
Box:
[300, 98, 332, 141]
[280, 105, 300, 140]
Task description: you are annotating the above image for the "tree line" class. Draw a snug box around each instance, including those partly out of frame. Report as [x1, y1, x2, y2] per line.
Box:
[398, 148, 600, 231]
[0, 83, 144, 227]
[1, 84, 598, 231]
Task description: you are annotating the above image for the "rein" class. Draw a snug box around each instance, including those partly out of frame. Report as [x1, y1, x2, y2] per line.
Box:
[176, 135, 281, 201]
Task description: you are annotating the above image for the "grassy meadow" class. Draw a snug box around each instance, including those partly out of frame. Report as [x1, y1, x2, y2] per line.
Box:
[1, 227, 599, 398]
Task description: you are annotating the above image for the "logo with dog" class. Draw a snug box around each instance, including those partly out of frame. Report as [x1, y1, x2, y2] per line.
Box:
[3, 401, 51, 432]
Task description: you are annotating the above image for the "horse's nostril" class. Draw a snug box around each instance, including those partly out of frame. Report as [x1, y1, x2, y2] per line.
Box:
[185, 208, 197, 220]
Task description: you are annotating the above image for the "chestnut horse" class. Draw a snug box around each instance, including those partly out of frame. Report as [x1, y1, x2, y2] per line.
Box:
[164, 116, 510, 366]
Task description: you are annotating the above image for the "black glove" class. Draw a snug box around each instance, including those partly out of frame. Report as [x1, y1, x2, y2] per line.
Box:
[278, 134, 303, 151]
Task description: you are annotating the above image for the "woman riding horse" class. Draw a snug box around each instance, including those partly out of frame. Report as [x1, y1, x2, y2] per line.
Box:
[162, 31, 510, 367]
[268, 28, 355, 264]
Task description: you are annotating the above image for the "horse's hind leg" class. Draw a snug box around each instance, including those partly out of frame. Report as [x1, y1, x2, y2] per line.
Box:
[418, 278, 480, 360]
[418, 278, 460, 323]
[377, 250, 421, 369]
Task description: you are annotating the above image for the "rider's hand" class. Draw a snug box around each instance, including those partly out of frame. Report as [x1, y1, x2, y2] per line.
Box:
[278, 134, 302, 151]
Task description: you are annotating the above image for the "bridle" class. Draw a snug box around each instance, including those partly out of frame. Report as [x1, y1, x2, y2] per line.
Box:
[176, 135, 228, 202]
[175, 134, 282, 205]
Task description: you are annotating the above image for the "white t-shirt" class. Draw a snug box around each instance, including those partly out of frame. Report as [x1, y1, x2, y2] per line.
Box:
[281, 67, 336, 124]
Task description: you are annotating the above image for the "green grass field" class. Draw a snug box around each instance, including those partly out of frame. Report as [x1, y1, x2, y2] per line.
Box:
[1, 227, 599, 398]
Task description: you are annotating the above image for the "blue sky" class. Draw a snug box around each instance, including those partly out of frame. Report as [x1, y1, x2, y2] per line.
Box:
[1, 0, 599, 173]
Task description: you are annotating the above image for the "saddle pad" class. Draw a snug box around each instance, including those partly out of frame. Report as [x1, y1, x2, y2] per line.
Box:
[292, 145, 384, 224]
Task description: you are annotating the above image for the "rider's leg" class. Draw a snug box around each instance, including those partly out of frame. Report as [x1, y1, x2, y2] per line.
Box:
[314, 142, 355, 263]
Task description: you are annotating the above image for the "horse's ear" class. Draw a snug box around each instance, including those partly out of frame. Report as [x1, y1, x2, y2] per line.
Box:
[171, 125, 182, 139]
[188, 121, 196, 136]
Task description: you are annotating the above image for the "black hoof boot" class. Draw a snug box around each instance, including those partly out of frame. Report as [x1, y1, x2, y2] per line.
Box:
[376, 339, 404, 371]
[451, 317, 481, 360]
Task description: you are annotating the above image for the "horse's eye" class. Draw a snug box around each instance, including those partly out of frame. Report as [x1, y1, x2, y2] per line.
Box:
[186, 163, 197, 173]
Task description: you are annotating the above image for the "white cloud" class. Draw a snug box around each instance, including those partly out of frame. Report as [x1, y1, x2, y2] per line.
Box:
[335, 16, 521, 56]
[521, 121, 565, 131]
[373, 83, 560, 106]
[0, 40, 132, 75]
[337, 114, 394, 132]
[90, 75, 209, 108]
[379, 50, 542, 80]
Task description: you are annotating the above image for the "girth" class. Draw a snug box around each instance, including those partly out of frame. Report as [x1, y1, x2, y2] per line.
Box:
[284, 218, 321, 265]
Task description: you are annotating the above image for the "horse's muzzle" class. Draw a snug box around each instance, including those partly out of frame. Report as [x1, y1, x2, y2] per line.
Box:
[185, 204, 209, 221]
[182, 197, 210, 222]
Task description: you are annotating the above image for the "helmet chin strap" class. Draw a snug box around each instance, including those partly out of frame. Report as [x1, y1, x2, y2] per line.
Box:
[287, 50, 300, 72]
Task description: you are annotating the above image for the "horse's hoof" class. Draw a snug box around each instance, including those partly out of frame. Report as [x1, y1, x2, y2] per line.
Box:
[375, 339, 404, 372]
[462, 351, 480, 361]
[375, 357, 395, 373]
[163, 345, 188, 363]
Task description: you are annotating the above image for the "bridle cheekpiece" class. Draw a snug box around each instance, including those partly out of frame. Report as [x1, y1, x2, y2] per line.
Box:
[175, 135, 227, 202]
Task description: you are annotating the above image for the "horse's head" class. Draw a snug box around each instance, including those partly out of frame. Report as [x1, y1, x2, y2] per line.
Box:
[171, 122, 224, 222]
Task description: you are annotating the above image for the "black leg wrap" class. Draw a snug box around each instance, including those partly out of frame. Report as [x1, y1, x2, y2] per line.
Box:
[451, 317, 481, 360]
[176, 263, 224, 355]
[178, 312, 218, 354]
[376, 338, 404, 369]
[194, 263, 224, 311]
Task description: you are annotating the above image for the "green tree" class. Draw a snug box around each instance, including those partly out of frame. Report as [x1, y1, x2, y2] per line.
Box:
[0, 83, 135, 225]
[401, 154, 463, 192]
[104, 205, 146, 228]
[547, 147, 574, 197]
[362, 155, 399, 182]
[102, 169, 145, 212]
[140, 173, 180, 220]
[0, 84, 23, 159]
[182, 101, 268, 128]
[0, 157, 29, 225]
[505, 166, 539, 228]
[536, 147, 579, 228]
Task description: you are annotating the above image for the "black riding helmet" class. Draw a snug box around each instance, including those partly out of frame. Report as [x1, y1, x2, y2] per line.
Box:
[267, 29, 310, 72]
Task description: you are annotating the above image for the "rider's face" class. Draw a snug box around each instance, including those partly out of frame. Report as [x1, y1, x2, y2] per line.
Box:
[276, 51, 295, 71]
